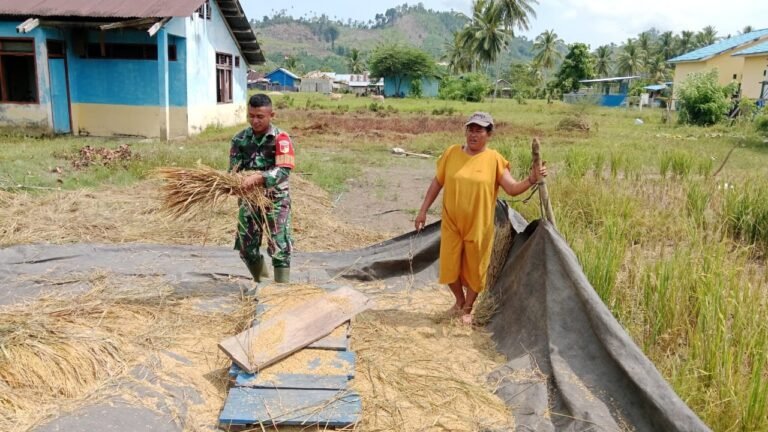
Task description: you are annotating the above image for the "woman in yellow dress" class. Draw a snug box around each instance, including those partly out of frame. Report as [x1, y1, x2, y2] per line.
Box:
[414, 112, 547, 325]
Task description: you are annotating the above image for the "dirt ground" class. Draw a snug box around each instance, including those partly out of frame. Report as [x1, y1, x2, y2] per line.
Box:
[331, 158, 440, 237]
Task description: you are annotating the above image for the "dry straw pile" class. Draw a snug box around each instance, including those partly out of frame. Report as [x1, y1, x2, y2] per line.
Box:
[0, 273, 255, 431]
[153, 165, 271, 220]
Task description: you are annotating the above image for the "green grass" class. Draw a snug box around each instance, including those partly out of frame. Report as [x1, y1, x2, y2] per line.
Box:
[2, 95, 768, 430]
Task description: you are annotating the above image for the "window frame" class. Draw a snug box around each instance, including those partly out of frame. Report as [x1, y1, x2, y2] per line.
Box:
[216, 52, 233, 104]
[0, 37, 39, 104]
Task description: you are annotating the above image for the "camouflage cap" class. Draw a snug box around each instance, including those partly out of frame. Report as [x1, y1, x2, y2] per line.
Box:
[465, 111, 494, 128]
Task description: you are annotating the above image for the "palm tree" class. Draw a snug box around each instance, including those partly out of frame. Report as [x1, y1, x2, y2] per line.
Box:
[646, 56, 669, 82]
[740, 25, 754, 35]
[658, 31, 675, 60]
[593, 45, 613, 77]
[444, 31, 475, 73]
[346, 48, 366, 74]
[637, 31, 655, 65]
[283, 55, 301, 73]
[458, 0, 510, 70]
[616, 39, 644, 76]
[532, 29, 562, 81]
[678, 30, 695, 55]
[496, 0, 538, 32]
[696, 25, 718, 47]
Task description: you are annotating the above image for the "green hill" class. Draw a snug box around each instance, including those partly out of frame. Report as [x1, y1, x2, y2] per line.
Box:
[250, 8, 535, 75]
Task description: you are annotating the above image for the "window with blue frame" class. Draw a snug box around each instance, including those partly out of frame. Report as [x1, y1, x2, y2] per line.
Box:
[0, 38, 38, 103]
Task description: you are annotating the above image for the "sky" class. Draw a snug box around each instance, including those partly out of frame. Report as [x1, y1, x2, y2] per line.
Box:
[241, 0, 768, 48]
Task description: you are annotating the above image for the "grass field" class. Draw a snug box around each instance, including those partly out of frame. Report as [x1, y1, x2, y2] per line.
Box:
[1, 93, 767, 431]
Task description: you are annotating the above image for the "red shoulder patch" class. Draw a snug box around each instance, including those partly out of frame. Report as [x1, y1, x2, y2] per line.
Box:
[275, 132, 295, 168]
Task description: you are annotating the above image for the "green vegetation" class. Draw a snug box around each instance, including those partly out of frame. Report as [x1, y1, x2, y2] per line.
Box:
[2, 89, 768, 432]
[368, 44, 436, 96]
[677, 70, 734, 126]
[438, 73, 492, 102]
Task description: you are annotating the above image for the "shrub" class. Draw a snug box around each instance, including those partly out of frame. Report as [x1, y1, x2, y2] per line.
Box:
[676, 70, 732, 126]
[755, 113, 768, 136]
[439, 73, 491, 102]
[410, 79, 423, 98]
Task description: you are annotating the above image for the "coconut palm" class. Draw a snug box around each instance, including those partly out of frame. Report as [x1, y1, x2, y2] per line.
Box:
[616, 39, 644, 76]
[533, 29, 563, 81]
[696, 25, 718, 47]
[646, 56, 669, 82]
[678, 30, 695, 55]
[346, 48, 366, 74]
[637, 31, 655, 65]
[496, 0, 538, 32]
[444, 31, 476, 73]
[593, 45, 613, 77]
[658, 31, 675, 60]
[458, 0, 510, 70]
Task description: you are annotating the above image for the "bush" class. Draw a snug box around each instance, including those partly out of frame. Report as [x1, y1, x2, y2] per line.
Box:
[410, 79, 423, 98]
[755, 113, 768, 136]
[439, 73, 491, 102]
[676, 70, 732, 126]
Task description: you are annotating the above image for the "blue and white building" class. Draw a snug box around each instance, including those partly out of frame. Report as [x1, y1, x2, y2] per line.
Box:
[0, 0, 264, 139]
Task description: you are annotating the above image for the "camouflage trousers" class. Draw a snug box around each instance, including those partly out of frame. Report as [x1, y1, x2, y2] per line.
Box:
[234, 196, 292, 268]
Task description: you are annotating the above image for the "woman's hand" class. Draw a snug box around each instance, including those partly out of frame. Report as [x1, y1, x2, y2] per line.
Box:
[242, 172, 264, 190]
[414, 211, 427, 231]
[529, 162, 548, 184]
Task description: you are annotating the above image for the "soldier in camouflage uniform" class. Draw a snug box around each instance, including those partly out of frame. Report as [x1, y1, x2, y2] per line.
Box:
[229, 94, 295, 284]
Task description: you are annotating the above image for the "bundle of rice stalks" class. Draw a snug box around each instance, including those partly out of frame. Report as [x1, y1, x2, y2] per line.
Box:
[474, 217, 515, 326]
[153, 165, 271, 220]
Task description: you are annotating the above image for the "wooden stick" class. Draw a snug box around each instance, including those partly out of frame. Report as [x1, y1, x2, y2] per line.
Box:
[531, 137, 557, 228]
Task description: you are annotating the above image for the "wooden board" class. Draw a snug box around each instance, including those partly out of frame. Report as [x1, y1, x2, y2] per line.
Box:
[235, 350, 356, 389]
[256, 309, 350, 350]
[218, 286, 372, 373]
[219, 388, 361, 427]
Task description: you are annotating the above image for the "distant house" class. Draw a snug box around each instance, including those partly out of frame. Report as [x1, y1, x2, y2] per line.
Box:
[300, 71, 335, 94]
[247, 70, 269, 89]
[383, 76, 439, 98]
[565, 76, 639, 107]
[732, 41, 768, 103]
[669, 29, 768, 100]
[264, 67, 299, 91]
[335, 73, 383, 95]
[0, 0, 264, 139]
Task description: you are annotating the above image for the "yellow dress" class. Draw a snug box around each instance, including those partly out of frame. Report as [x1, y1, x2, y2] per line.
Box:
[436, 144, 509, 293]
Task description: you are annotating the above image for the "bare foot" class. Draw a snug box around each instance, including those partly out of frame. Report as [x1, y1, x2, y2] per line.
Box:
[446, 303, 463, 317]
[460, 313, 473, 326]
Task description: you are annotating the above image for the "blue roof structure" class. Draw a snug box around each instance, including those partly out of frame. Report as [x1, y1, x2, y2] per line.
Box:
[733, 40, 768, 56]
[668, 28, 768, 63]
[265, 67, 299, 80]
[644, 84, 667, 91]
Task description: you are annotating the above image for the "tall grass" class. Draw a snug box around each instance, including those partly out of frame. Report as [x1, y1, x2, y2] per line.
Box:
[723, 177, 768, 251]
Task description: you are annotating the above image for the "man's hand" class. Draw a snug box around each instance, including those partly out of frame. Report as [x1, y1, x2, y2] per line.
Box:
[242, 172, 264, 190]
[414, 211, 427, 231]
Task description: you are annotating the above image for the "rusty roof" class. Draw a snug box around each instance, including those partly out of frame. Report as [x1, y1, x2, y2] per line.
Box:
[0, 0, 206, 18]
[0, 0, 265, 65]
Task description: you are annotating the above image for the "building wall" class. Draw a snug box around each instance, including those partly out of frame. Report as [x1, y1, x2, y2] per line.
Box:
[184, 0, 248, 135]
[0, 21, 52, 129]
[266, 70, 296, 87]
[383, 76, 438, 98]
[741, 55, 768, 99]
[672, 36, 768, 98]
[300, 78, 333, 93]
[66, 28, 188, 137]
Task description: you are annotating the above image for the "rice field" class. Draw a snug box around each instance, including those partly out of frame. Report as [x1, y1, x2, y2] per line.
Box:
[1, 93, 767, 430]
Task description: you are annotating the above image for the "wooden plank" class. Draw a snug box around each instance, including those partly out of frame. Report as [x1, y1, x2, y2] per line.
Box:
[236, 373, 349, 390]
[234, 350, 356, 388]
[219, 388, 361, 427]
[254, 308, 350, 350]
[218, 286, 372, 373]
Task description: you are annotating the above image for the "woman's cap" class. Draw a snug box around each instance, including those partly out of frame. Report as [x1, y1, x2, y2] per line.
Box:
[465, 112, 494, 127]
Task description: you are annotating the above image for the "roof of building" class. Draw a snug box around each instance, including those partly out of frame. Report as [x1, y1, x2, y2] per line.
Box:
[733, 40, 768, 56]
[579, 76, 640, 83]
[303, 71, 336, 80]
[0, 0, 204, 18]
[0, 0, 265, 65]
[668, 28, 768, 63]
[266, 68, 300, 80]
[644, 84, 668, 91]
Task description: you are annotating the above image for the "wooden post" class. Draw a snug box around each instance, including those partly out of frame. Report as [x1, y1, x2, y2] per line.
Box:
[531, 137, 556, 228]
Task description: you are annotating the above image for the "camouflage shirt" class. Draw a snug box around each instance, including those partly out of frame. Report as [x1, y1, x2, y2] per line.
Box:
[229, 124, 295, 198]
